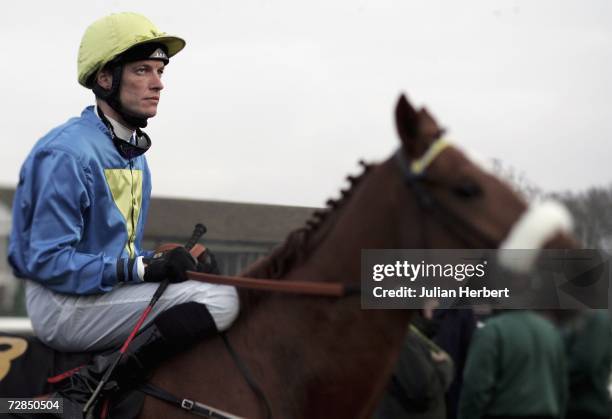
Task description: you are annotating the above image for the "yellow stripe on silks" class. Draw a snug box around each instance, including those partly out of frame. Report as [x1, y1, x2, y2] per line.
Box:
[410, 139, 450, 175]
[104, 169, 143, 258]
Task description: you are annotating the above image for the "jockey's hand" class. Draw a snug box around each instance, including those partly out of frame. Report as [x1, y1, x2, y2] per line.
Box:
[143, 246, 197, 283]
[197, 249, 220, 275]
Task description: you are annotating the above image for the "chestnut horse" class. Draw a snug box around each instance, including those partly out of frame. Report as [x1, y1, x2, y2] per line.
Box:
[138, 95, 578, 419]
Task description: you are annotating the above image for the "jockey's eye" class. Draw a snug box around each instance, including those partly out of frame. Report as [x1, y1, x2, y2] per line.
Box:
[452, 180, 482, 199]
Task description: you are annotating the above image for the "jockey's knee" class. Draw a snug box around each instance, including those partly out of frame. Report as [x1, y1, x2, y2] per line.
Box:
[191, 285, 240, 332]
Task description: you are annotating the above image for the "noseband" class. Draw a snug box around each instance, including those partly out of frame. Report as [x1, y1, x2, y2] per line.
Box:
[393, 139, 500, 249]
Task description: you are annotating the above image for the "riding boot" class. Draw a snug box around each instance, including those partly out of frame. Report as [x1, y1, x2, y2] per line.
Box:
[52, 302, 219, 413]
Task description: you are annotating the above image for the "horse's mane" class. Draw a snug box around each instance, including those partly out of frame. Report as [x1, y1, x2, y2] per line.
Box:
[243, 160, 375, 280]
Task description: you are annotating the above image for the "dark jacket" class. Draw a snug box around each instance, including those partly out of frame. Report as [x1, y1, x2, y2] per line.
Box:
[374, 324, 454, 419]
[433, 309, 477, 419]
[564, 310, 612, 419]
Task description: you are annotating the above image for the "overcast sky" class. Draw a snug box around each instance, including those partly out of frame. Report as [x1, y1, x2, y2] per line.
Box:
[0, 0, 609, 207]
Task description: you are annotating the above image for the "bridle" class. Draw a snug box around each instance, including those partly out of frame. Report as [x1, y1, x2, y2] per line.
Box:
[393, 138, 501, 249]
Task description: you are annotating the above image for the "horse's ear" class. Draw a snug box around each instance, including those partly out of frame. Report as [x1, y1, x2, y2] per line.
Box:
[418, 107, 443, 140]
[395, 94, 426, 158]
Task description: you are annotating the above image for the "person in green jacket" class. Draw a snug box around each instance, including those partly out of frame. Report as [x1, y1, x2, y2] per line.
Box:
[458, 310, 567, 419]
[563, 310, 612, 419]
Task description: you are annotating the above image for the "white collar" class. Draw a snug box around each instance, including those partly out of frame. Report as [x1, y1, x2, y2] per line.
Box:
[94, 105, 136, 143]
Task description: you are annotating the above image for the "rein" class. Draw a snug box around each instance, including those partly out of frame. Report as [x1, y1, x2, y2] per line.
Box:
[185, 139, 497, 297]
[186, 271, 362, 296]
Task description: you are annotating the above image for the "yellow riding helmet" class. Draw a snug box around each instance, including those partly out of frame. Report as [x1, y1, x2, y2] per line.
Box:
[77, 12, 185, 87]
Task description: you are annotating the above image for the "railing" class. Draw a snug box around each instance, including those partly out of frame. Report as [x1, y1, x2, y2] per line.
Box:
[0, 317, 33, 334]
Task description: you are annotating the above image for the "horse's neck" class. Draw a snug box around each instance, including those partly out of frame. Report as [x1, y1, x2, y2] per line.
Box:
[148, 160, 412, 419]
[295, 160, 411, 282]
[232, 160, 413, 417]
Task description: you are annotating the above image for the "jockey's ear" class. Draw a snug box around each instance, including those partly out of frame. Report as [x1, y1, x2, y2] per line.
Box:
[395, 94, 431, 160]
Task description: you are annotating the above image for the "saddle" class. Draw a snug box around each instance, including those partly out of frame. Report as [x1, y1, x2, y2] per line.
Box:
[0, 334, 145, 419]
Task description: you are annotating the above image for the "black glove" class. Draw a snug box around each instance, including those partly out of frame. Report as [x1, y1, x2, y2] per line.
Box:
[143, 246, 197, 283]
[197, 250, 220, 275]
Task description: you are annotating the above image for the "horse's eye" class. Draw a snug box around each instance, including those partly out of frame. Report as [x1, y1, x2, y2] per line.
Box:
[452, 181, 482, 199]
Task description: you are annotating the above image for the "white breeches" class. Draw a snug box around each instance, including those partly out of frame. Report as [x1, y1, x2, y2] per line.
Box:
[25, 279, 240, 352]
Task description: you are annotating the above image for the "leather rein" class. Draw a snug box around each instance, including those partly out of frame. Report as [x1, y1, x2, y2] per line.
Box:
[185, 271, 361, 297]
[182, 139, 498, 298]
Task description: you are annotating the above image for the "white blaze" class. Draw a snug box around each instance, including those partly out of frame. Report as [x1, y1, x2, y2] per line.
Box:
[498, 201, 574, 273]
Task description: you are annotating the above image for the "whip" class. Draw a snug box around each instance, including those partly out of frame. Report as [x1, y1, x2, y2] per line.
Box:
[83, 223, 207, 415]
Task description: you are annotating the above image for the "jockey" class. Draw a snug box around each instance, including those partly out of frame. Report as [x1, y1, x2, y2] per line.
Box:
[8, 12, 239, 406]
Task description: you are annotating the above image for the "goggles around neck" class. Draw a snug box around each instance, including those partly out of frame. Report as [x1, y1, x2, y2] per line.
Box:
[97, 107, 151, 159]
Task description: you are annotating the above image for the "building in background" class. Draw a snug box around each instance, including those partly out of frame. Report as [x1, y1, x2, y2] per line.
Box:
[144, 196, 315, 275]
[0, 186, 315, 316]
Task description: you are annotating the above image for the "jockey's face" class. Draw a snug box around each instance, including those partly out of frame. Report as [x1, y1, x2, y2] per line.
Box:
[119, 59, 165, 119]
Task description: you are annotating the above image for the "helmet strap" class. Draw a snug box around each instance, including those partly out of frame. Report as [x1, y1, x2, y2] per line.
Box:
[97, 106, 151, 159]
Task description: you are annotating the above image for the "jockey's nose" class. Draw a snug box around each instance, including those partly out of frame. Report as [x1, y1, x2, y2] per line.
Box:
[150, 72, 163, 91]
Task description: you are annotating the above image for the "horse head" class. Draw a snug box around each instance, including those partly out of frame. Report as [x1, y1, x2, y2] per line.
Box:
[395, 93, 576, 251]
[285, 94, 578, 292]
